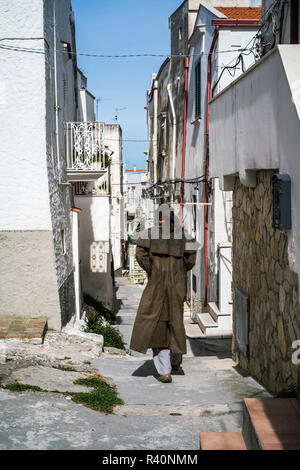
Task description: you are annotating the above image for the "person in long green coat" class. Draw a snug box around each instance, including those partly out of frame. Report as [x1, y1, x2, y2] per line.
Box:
[130, 205, 197, 383]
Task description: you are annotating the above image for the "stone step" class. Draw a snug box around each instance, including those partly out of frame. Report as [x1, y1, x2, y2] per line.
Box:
[200, 432, 247, 450]
[208, 302, 231, 321]
[0, 317, 48, 345]
[205, 328, 232, 339]
[118, 309, 139, 315]
[185, 323, 206, 339]
[197, 312, 218, 334]
[115, 316, 135, 325]
[117, 302, 140, 308]
[242, 398, 300, 450]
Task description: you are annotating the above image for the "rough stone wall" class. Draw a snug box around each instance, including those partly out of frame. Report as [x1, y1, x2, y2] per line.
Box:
[59, 270, 75, 327]
[232, 170, 300, 394]
[44, 0, 77, 326]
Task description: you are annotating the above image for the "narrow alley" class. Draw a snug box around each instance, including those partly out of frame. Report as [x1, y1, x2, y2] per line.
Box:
[0, 276, 272, 450]
[1, 0, 300, 454]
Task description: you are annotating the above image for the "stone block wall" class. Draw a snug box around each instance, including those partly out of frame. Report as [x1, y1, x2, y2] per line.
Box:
[232, 170, 300, 394]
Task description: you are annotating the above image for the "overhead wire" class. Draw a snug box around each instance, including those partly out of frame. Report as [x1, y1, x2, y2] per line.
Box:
[209, 0, 283, 97]
[0, 40, 261, 59]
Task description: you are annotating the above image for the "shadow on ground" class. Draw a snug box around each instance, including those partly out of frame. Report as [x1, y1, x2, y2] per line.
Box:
[131, 360, 186, 377]
[187, 338, 232, 359]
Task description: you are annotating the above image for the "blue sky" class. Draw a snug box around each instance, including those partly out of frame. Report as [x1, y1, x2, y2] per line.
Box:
[71, 0, 183, 170]
[71, 0, 261, 170]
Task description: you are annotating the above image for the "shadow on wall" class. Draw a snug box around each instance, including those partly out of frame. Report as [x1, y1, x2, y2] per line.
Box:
[77, 197, 114, 311]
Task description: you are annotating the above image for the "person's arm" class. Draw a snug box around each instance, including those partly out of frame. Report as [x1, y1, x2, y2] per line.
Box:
[183, 251, 196, 271]
[136, 245, 152, 276]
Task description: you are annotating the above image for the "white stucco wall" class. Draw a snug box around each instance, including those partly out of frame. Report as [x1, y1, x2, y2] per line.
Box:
[212, 27, 259, 97]
[74, 195, 114, 309]
[184, 3, 259, 306]
[79, 89, 95, 122]
[209, 45, 300, 297]
[103, 125, 124, 271]
[0, 0, 80, 328]
[0, 0, 51, 231]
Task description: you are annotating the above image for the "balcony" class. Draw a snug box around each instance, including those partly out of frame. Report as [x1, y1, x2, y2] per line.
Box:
[65, 122, 108, 181]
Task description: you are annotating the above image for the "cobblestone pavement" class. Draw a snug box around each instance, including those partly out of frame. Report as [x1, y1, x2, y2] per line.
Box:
[0, 277, 272, 450]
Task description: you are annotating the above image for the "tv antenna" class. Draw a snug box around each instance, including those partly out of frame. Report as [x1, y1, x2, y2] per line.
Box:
[96, 97, 111, 121]
[114, 107, 127, 122]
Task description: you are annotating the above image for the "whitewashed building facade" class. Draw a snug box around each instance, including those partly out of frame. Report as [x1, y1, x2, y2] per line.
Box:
[184, 2, 261, 335]
[209, 0, 300, 393]
[0, 0, 80, 330]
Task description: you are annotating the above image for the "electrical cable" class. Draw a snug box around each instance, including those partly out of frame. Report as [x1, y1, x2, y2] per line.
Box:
[209, 0, 282, 98]
[0, 41, 261, 59]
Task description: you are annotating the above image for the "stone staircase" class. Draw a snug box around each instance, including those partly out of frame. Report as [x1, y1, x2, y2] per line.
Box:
[114, 277, 143, 327]
[130, 258, 147, 285]
[196, 302, 232, 339]
[200, 398, 300, 450]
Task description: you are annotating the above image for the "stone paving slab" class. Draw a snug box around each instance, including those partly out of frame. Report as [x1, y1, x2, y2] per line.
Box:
[91, 355, 271, 407]
[113, 403, 230, 417]
[1, 365, 97, 393]
[0, 277, 273, 450]
[0, 318, 47, 344]
[0, 390, 240, 450]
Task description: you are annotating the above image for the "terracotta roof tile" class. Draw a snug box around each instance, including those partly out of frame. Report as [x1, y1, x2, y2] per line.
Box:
[214, 6, 262, 20]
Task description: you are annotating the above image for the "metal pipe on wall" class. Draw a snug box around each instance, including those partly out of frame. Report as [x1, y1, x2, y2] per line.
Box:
[167, 83, 176, 204]
[204, 25, 219, 307]
[53, 0, 61, 179]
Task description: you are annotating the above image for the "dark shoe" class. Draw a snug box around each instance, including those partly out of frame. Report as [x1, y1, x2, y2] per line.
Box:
[158, 373, 172, 383]
[171, 365, 184, 375]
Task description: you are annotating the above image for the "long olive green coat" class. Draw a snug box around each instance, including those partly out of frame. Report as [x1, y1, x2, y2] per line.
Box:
[129, 235, 196, 355]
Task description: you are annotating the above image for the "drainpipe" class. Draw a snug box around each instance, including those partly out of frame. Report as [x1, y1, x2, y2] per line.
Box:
[71, 207, 82, 323]
[167, 83, 176, 203]
[180, 57, 189, 223]
[204, 25, 219, 307]
[53, 0, 61, 180]
[153, 79, 158, 185]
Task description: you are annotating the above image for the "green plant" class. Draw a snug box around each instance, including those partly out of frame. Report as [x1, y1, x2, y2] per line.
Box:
[3, 383, 46, 393]
[84, 313, 126, 350]
[70, 376, 123, 413]
[83, 294, 125, 350]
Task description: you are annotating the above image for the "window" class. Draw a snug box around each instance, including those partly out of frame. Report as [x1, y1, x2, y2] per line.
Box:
[195, 59, 201, 118]
[192, 195, 197, 236]
[179, 26, 183, 41]
[63, 74, 67, 106]
[158, 112, 167, 156]
[61, 228, 66, 255]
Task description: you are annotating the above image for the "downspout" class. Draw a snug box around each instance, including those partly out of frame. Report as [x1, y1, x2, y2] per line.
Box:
[153, 79, 158, 185]
[167, 83, 176, 203]
[180, 57, 190, 223]
[204, 25, 219, 307]
[53, 0, 61, 180]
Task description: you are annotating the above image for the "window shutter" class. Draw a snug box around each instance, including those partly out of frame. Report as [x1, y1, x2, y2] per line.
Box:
[195, 59, 201, 118]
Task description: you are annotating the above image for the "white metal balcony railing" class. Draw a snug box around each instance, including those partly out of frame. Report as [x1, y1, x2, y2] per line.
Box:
[65, 122, 108, 178]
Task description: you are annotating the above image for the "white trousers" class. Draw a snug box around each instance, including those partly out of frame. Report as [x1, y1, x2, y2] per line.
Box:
[152, 348, 182, 376]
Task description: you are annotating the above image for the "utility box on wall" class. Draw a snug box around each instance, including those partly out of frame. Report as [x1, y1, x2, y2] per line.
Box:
[272, 174, 291, 231]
